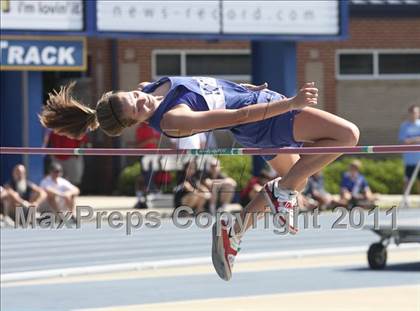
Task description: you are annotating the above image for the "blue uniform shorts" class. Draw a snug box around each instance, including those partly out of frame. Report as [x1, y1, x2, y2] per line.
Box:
[230, 90, 303, 161]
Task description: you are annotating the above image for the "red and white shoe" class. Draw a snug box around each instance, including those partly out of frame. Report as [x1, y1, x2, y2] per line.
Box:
[264, 179, 299, 234]
[212, 220, 240, 281]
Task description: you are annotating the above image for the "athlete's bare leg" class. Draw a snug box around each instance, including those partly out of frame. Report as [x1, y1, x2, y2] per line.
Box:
[279, 107, 359, 190]
[232, 154, 299, 235]
[232, 107, 359, 236]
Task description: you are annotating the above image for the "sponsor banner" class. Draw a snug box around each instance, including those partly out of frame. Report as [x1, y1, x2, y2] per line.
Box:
[1, 0, 83, 31]
[0, 36, 87, 71]
[222, 1, 339, 35]
[96, 0, 339, 36]
[96, 0, 220, 33]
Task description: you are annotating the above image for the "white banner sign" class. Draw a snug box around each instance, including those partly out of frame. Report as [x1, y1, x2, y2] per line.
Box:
[97, 1, 220, 33]
[0, 0, 83, 31]
[222, 1, 339, 35]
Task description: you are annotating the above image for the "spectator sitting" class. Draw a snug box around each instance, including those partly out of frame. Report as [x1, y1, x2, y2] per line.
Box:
[240, 169, 274, 207]
[302, 171, 335, 210]
[40, 162, 80, 217]
[202, 158, 237, 214]
[174, 159, 210, 214]
[339, 160, 376, 208]
[2, 164, 46, 224]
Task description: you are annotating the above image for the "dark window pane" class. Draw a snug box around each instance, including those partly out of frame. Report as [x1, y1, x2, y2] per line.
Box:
[379, 54, 420, 74]
[186, 54, 250, 75]
[339, 54, 373, 75]
[156, 54, 181, 76]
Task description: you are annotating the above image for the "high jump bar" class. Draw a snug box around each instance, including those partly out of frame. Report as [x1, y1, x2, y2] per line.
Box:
[0, 145, 419, 156]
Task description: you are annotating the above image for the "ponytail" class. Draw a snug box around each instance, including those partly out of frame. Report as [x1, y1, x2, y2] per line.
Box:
[39, 82, 98, 139]
[40, 82, 138, 139]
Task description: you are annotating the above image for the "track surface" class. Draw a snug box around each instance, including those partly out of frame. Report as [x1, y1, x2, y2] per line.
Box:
[2, 209, 420, 311]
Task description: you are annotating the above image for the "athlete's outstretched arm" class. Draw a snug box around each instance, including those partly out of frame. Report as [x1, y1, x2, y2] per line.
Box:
[161, 83, 318, 137]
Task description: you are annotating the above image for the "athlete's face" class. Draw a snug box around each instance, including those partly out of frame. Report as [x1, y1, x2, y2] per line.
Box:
[117, 91, 155, 122]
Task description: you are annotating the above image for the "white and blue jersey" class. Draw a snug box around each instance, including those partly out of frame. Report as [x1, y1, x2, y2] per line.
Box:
[143, 76, 302, 161]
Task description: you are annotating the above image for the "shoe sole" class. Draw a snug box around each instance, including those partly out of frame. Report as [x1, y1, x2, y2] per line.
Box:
[211, 223, 231, 281]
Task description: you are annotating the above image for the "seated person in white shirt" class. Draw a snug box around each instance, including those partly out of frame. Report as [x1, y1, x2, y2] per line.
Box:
[40, 162, 80, 216]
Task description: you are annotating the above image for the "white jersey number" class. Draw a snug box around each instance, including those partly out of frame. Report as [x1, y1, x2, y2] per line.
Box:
[193, 77, 226, 110]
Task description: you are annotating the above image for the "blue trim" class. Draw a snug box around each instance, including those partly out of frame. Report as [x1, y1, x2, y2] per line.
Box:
[0, 72, 23, 184]
[95, 32, 348, 42]
[251, 41, 297, 174]
[340, 0, 349, 40]
[252, 41, 297, 96]
[350, 5, 420, 17]
[27, 72, 44, 184]
[0, 30, 90, 37]
[0, 30, 348, 42]
[84, 0, 97, 36]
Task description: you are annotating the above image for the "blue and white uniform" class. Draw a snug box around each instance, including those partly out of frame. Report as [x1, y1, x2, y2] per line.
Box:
[143, 76, 302, 161]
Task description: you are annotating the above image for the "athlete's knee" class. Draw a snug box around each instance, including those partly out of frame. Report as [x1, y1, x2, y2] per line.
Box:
[348, 122, 360, 146]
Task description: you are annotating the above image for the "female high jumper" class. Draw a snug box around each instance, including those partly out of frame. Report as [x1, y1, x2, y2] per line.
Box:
[40, 76, 359, 281]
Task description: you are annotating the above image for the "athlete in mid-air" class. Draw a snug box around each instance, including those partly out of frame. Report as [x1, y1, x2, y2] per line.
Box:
[40, 76, 359, 281]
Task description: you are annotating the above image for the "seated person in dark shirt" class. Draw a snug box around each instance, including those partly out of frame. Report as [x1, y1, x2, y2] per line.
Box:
[339, 160, 376, 208]
[202, 158, 237, 214]
[174, 159, 211, 214]
[2, 164, 46, 222]
[302, 171, 335, 210]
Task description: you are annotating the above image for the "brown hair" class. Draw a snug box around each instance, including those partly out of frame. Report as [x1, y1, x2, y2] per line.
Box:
[408, 104, 419, 113]
[39, 82, 137, 139]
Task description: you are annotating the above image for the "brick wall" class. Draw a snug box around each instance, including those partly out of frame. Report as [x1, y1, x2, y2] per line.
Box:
[297, 18, 420, 112]
[297, 17, 420, 145]
[117, 39, 249, 82]
[84, 18, 419, 190]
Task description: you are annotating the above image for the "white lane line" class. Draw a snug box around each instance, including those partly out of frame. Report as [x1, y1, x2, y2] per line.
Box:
[1, 235, 372, 260]
[1, 227, 372, 250]
[2, 244, 419, 283]
[0, 227, 369, 246]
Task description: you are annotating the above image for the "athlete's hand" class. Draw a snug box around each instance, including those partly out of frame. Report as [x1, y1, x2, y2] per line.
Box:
[240, 82, 268, 91]
[137, 82, 151, 90]
[289, 82, 318, 109]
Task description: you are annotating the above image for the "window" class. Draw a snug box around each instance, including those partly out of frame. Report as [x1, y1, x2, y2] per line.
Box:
[339, 54, 373, 75]
[153, 50, 251, 82]
[379, 53, 420, 74]
[337, 50, 420, 79]
[186, 54, 250, 76]
[155, 54, 181, 76]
